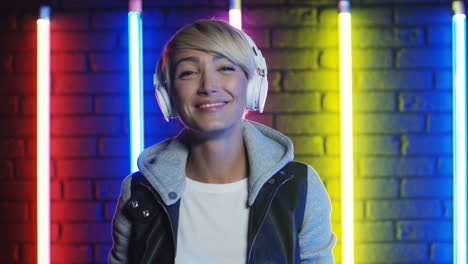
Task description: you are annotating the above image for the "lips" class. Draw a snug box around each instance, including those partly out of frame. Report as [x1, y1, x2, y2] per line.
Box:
[199, 102, 225, 108]
[196, 100, 228, 112]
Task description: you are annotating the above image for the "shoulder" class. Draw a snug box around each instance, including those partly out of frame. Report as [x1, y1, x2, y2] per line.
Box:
[119, 171, 158, 210]
[303, 163, 331, 212]
[277, 161, 326, 192]
[297, 163, 336, 262]
[120, 174, 134, 201]
[284, 161, 331, 221]
[118, 171, 154, 206]
[305, 164, 328, 194]
[283, 161, 325, 192]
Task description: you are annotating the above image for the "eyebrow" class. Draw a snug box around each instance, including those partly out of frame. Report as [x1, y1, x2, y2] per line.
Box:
[174, 56, 199, 69]
[212, 54, 226, 62]
[174, 54, 230, 69]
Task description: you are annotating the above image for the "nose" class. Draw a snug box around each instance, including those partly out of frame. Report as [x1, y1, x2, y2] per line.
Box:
[198, 69, 218, 96]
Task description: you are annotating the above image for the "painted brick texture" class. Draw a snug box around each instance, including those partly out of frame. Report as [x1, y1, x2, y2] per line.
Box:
[0, 1, 453, 264]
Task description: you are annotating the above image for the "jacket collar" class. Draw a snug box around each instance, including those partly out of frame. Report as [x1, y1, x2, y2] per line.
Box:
[137, 120, 294, 206]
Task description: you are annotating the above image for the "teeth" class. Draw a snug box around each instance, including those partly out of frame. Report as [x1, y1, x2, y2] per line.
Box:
[199, 103, 225, 108]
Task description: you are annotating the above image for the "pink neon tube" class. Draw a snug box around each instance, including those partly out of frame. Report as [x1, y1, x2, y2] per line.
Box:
[229, 0, 242, 30]
[37, 6, 51, 264]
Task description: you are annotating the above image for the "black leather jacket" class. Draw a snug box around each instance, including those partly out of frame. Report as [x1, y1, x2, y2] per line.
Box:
[124, 162, 308, 264]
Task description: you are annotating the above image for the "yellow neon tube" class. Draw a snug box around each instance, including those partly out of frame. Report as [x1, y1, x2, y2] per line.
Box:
[37, 6, 51, 264]
[339, 1, 354, 263]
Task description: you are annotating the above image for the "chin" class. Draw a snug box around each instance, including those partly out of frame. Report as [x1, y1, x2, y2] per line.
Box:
[185, 119, 244, 136]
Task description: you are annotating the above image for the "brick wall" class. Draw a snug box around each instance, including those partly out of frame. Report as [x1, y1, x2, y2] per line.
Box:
[0, 0, 454, 263]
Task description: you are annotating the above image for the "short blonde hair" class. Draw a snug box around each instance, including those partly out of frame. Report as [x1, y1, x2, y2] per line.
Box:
[157, 19, 256, 97]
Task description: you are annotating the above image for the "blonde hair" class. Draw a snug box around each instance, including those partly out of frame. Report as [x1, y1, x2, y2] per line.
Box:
[157, 19, 256, 98]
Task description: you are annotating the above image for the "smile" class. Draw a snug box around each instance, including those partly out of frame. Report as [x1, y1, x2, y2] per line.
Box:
[198, 102, 226, 109]
[196, 101, 228, 112]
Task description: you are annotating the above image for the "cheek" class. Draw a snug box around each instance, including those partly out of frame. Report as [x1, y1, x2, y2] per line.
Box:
[173, 84, 194, 107]
[236, 78, 248, 103]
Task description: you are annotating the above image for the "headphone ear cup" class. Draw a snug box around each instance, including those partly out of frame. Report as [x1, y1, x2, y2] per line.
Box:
[246, 74, 268, 112]
[246, 75, 260, 110]
[257, 77, 268, 113]
[154, 59, 177, 122]
[155, 85, 174, 122]
[241, 32, 268, 113]
[245, 76, 256, 111]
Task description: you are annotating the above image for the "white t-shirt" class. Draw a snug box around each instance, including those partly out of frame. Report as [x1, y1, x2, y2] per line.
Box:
[175, 176, 250, 264]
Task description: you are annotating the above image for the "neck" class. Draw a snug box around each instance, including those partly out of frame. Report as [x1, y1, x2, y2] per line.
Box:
[185, 122, 249, 184]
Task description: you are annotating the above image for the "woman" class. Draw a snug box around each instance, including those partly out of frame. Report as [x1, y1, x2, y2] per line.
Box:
[109, 19, 335, 263]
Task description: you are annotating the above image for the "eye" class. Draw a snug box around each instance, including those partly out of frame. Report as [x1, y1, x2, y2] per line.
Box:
[178, 70, 197, 79]
[219, 66, 236, 72]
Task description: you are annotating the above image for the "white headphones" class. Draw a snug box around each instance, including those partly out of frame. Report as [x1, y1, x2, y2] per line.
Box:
[153, 31, 268, 122]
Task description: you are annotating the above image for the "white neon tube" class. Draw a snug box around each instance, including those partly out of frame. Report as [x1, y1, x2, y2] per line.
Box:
[129, 0, 144, 173]
[229, 0, 242, 30]
[339, 1, 354, 263]
[453, 1, 466, 263]
[37, 6, 50, 264]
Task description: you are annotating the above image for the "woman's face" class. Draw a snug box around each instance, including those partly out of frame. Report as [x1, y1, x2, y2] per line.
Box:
[172, 48, 248, 135]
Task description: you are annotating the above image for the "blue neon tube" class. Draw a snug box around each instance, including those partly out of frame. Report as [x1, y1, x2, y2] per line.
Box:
[128, 11, 144, 172]
[453, 2, 467, 262]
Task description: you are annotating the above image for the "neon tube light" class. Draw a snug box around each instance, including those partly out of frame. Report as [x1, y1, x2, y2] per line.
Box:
[453, 1, 466, 263]
[339, 1, 354, 263]
[37, 6, 50, 264]
[229, 0, 242, 30]
[129, 0, 144, 172]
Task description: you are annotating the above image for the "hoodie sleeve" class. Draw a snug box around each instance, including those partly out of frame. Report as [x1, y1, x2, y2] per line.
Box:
[108, 175, 133, 264]
[299, 165, 336, 264]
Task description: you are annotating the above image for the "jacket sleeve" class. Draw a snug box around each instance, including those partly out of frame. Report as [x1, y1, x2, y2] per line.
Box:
[299, 165, 336, 264]
[108, 175, 133, 264]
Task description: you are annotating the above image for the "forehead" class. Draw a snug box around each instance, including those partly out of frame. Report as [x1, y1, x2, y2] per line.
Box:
[175, 48, 210, 59]
[173, 49, 229, 65]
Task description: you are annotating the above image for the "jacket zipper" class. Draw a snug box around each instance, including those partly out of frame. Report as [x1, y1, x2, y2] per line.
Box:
[246, 174, 294, 263]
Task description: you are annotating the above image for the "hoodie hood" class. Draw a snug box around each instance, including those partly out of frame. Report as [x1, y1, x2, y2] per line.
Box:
[137, 120, 294, 206]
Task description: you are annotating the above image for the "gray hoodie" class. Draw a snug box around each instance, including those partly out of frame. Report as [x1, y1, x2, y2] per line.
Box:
[109, 120, 336, 263]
